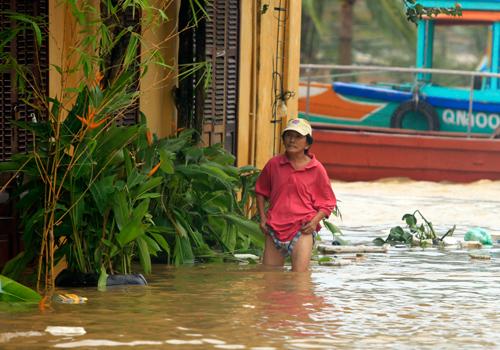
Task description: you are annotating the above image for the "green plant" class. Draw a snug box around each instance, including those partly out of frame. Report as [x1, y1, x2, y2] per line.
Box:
[321, 206, 346, 244]
[0, 1, 211, 293]
[374, 210, 455, 246]
[0, 81, 166, 289]
[147, 129, 264, 265]
[0, 275, 41, 303]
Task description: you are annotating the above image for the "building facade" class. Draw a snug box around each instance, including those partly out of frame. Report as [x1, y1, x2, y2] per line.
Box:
[0, 0, 301, 266]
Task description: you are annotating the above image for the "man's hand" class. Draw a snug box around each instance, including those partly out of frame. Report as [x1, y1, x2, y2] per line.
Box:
[302, 211, 326, 235]
[301, 218, 319, 235]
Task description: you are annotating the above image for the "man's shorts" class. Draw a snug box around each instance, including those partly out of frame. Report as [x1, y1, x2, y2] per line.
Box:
[267, 226, 317, 257]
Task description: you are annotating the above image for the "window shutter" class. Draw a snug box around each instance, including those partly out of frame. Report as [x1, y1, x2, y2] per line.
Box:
[118, 6, 141, 126]
[0, 0, 48, 267]
[202, 0, 239, 155]
[0, 0, 49, 161]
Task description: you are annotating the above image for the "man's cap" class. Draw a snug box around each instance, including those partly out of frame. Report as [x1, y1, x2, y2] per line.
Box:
[282, 118, 312, 137]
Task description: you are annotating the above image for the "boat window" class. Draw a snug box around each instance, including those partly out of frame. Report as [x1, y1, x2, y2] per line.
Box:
[431, 24, 489, 89]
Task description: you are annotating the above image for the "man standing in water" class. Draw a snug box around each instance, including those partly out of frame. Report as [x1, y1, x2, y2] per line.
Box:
[255, 118, 337, 272]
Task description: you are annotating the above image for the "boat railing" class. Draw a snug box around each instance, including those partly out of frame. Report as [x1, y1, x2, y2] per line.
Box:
[300, 64, 500, 136]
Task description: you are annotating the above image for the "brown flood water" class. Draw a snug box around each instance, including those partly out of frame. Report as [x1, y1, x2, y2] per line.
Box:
[1, 179, 500, 349]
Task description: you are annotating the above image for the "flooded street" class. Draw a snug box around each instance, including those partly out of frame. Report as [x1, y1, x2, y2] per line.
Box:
[1, 179, 500, 349]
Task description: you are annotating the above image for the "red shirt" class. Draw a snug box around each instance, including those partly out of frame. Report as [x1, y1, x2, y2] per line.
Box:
[255, 153, 336, 241]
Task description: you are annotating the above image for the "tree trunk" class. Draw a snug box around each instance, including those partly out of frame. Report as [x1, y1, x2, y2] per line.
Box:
[338, 0, 356, 81]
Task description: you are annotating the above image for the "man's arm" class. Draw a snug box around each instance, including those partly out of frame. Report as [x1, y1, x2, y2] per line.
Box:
[256, 194, 268, 234]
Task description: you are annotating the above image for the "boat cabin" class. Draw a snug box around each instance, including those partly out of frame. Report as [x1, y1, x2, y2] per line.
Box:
[299, 0, 500, 135]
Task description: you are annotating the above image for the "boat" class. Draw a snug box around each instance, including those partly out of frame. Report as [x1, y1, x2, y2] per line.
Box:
[313, 124, 500, 183]
[299, 0, 500, 183]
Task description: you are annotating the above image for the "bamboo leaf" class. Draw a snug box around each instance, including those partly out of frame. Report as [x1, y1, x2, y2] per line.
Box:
[123, 32, 140, 69]
[8, 13, 42, 47]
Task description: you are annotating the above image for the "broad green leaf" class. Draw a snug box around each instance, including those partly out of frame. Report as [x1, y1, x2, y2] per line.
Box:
[133, 177, 162, 201]
[116, 221, 145, 247]
[123, 149, 133, 178]
[159, 149, 175, 174]
[174, 235, 194, 265]
[403, 213, 417, 227]
[1, 252, 33, 280]
[221, 224, 237, 251]
[136, 236, 152, 274]
[90, 175, 116, 215]
[98, 265, 108, 292]
[113, 191, 129, 230]
[0, 275, 41, 302]
[132, 199, 150, 222]
[148, 225, 176, 237]
[373, 237, 386, 246]
[323, 220, 343, 236]
[150, 232, 170, 256]
[70, 190, 85, 229]
[142, 235, 161, 256]
[127, 168, 146, 190]
[94, 125, 143, 167]
[221, 213, 264, 248]
[136, 193, 161, 200]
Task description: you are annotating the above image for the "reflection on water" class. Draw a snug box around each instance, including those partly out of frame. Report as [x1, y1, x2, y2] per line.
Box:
[1, 179, 500, 349]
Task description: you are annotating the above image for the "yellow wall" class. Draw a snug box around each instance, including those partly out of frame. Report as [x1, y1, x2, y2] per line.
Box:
[48, 0, 94, 113]
[48, 0, 302, 166]
[237, 0, 302, 168]
[48, 0, 178, 138]
[139, 0, 179, 138]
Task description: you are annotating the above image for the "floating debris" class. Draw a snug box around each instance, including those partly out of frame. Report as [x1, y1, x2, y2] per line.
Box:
[45, 326, 86, 336]
[441, 236, 460, 246]
[319, 258, 352, 266]
[52, 294, 88, 304]
[318, 244, 389, 254]
[469, 253, 491, 260]
[233, 254, 260, 261]
[464, 228, 493, 245]
[460, 241, 483, 249]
